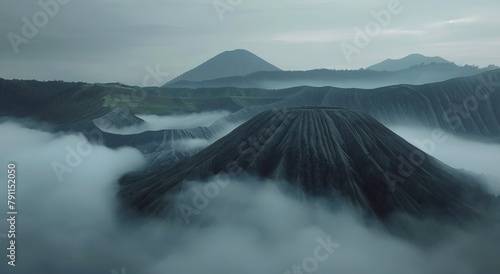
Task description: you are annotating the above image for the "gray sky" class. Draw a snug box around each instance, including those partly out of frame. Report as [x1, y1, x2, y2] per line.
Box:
[1, 0, 499, 86]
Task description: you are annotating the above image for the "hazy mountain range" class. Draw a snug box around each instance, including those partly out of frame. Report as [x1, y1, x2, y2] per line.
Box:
[163, 50, 498, 89]
[366, 53, 451, 71]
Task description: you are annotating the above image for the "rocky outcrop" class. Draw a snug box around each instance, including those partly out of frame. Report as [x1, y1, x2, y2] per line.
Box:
[93, 107, 145, 129]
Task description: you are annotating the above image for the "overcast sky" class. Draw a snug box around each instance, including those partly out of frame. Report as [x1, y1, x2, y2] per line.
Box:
[1, 0, 499, 86]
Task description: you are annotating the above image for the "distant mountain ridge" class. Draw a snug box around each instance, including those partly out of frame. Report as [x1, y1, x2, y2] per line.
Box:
[367, 53, 451, 71]
[2, 69, 500, 144]
[166, 62, 498, 89]
[166, 49, 281, 85]
[164, 51, 497, 89]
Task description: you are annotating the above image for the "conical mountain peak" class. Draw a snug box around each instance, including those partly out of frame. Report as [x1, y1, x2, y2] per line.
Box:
[120, 108, 492, 221]
[166, 49, 281, 85]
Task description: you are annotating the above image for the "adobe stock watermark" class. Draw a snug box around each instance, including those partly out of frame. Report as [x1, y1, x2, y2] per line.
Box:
[51, 131, 103, 183]
[111, 267, 126, 274]
[110, 64, 167, 108]
[51, 63, 168, 182]
[51, 105, 140, 183]
[52, 65, 164, 183]
[177, 109, 297, 224]
[7, 0, 71, 54]
[283, 236, 341, 274]
[443, 74, 500, 130]
[213, 0, 243, 21]
[142, 64, 170, 87]
[51, 108, 132, 183]
[340, 0, 410, 63]
[384, 128, 447, 191]
[384, 73, 500, 191]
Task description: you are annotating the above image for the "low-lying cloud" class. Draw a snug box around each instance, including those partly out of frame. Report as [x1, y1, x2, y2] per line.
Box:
[389, 126, 500, 195]
[97, 110, 231, 134]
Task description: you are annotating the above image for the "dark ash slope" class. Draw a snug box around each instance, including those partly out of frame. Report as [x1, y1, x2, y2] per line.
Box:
[120, 108, 493, 222]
